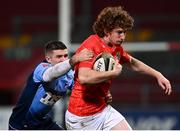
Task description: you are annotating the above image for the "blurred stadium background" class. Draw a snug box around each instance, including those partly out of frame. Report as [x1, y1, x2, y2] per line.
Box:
[0, 0, 180, 129]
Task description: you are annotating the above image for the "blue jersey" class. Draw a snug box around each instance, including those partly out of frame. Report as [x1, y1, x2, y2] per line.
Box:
[9, 61, 74, 130]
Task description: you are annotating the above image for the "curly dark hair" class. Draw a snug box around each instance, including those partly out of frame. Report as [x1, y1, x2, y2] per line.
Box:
[93, 6, 134, 37]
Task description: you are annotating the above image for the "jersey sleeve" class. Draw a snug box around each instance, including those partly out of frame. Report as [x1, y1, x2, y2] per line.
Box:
[121, 50, 131, 64]
[33, 63, 51, 83]
[113, 46, 131, 64]
[44, 69, 74, 95]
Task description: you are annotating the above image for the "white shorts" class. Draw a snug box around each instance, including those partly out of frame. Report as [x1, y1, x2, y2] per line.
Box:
[65, 105, 125, 130]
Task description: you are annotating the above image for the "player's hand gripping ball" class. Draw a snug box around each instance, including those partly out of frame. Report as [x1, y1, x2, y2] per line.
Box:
[93, 52, 115, 72]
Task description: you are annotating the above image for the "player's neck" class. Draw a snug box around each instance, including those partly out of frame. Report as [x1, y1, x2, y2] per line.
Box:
[101, 37, 113, 47]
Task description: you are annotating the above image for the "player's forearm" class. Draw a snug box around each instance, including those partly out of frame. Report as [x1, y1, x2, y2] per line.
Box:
[128, 57, 161, 78]
[43, 59, 71, 82]
[78, 69, 118, 84]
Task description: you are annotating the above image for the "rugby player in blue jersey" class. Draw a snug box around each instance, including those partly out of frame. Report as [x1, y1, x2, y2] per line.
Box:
[8, 40, 93, 130]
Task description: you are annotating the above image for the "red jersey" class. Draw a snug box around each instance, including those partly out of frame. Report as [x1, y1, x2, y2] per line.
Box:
[68, 35, 131, 116]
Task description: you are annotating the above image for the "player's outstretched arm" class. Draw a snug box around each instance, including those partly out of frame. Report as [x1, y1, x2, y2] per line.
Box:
[125, 56, 172, 95]
[43, 49, 93, 82]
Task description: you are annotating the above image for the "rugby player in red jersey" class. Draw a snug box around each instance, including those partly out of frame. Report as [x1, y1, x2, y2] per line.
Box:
[65, 6, 172, 130]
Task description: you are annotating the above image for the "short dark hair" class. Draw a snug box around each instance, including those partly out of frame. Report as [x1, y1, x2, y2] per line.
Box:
[93, 6, 134, 37]
[45, 40, 67, 55]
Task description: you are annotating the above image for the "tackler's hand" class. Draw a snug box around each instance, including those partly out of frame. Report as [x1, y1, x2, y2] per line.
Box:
[105, 90, 112, 104]
[77, 48, 94, 62]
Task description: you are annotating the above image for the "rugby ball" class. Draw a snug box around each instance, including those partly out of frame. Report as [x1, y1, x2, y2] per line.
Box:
[93, 52, 115, 72]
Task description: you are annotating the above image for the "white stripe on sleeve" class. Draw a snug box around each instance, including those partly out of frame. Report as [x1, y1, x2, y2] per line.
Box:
[42, 59, 71, 82]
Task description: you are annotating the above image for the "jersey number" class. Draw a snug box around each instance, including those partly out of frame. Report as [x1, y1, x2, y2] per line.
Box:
[40, 92, 61, 106]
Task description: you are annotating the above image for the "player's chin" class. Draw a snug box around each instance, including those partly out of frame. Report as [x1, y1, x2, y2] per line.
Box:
[115, 41, 123, 45]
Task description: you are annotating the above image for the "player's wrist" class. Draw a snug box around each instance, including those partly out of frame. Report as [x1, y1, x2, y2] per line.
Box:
[69, 55, 79, 67]
[69, 58, 74, 67]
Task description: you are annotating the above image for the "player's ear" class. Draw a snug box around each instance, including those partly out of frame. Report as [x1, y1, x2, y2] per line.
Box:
[45, 55, 51, 63]
[104, 29, 109, 36]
